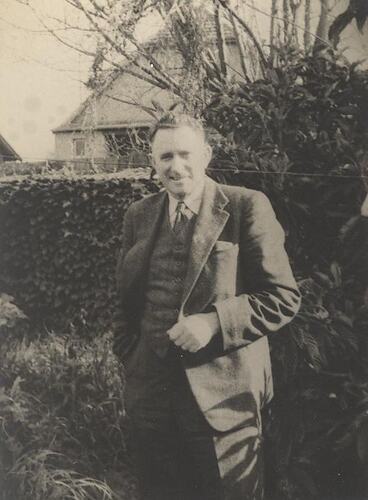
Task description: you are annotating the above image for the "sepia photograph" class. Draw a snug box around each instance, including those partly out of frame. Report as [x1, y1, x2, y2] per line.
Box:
[0, 1, 367, 499]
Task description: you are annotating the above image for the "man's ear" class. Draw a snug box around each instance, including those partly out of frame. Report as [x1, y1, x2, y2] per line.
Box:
[204, 143, 212, 166]
[150, 150, 155, 166]
[361, 193, 368, 217]
[150, 167, 157, 180]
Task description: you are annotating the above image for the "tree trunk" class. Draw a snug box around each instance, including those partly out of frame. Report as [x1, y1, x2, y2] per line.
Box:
[283, 0, 290, 44]
[270, 0, 278, 64]
[214, 2, 227, 78]
[313, 0, 331, 54]
[304, 0, 311, 52]
[230, 12, 249, 80]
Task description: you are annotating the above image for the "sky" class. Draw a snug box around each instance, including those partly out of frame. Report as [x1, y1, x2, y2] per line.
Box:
[0, 1, 93, 160]
[0, 0, 367, 161]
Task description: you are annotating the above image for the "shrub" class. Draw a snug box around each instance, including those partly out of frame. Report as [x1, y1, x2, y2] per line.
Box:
[205, 50, 368, 499]
[0, 293, 29, 340]
[0, 330, 136, 500]
[0, 173, 158, 334]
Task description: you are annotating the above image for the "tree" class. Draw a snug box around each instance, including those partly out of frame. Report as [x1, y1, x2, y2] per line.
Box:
[329, 0, 368, 47]
[22, 0, 270, 113]
[21, 0, 344, 115]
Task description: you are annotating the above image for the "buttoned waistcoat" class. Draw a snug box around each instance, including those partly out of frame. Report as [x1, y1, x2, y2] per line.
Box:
[113, 176, 301, 432]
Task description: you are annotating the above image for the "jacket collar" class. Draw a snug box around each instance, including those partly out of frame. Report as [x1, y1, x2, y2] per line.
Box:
[121, 176, 229, 306]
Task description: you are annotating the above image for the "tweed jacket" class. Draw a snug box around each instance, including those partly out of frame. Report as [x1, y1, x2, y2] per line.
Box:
[113, 176, 301, 431]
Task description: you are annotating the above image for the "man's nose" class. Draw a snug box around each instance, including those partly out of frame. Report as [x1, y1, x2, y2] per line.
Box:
[171, 154, 185, 170]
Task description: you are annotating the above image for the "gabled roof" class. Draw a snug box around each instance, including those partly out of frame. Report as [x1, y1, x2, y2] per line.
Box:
[53, 9, 237, 135]
[0, 134, 22, 161]
[52, 70, 177, 133]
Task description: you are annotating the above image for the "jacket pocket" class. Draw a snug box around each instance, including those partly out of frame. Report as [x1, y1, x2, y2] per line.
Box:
[185, 337, 273, 432]
[213, 241, 239, 252]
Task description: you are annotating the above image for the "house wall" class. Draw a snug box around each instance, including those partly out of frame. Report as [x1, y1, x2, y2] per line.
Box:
[54, 130, 106, 161]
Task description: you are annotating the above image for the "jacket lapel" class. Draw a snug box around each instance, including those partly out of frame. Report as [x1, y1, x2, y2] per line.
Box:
[181, 177, 229, 312]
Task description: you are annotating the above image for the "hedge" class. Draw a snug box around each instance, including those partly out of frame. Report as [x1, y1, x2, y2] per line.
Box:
[0, 172, 158, 334]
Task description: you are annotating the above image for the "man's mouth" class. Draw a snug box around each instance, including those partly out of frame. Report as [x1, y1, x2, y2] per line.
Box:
[169, 176, 186, 181]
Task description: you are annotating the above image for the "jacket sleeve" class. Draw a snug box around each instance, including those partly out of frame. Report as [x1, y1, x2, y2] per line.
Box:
[214, 191, 301, 350]
[112, 205, 136, 360]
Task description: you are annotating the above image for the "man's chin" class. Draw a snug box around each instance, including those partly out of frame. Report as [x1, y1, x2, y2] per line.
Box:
[167, 181, 192, 198]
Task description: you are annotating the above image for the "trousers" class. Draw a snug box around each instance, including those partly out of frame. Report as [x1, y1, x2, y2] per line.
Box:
[124, 340, 264, 500]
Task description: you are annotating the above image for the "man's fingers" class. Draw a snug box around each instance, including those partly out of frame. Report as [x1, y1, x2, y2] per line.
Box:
[179, 341, 199, 352]
[180, 341, 195, 351]
[167, 327, 200, 352]
[172, 335, 188, 347]
[176, 336, 200, 352]
[167, 324, 183, 340]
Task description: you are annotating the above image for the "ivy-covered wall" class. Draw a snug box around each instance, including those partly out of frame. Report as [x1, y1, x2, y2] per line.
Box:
[0, 173, 158, 334]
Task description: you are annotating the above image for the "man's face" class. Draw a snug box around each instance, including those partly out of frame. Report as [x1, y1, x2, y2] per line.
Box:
[151, 125, 212, 199]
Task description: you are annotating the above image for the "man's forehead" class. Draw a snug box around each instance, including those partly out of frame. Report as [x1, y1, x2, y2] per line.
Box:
[151, 125, 206, 150]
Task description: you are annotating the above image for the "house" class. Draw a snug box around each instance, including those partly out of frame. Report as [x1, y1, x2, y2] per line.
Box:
[0, 133, 22, 163]
[52, 15, 248, 168]
[52, 70, 176, 168]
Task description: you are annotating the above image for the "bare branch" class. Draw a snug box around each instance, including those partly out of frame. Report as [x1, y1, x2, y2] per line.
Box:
[215, 0, 268, 73]
[241, 0, 334, 54]
[314, 0, 332, 54]
[73, 0, 182, 94]
[27, 4, 97, 58]
[214, 2, 227, 77]
[43, 13, 98, 32]
[229, 12, 249, 81]
[118, 31, 183, 94]
[104, 93, 158, 119]
[0, 15, 96, 33]
[283, 0, 289, 44]
[85, 0, 110, 18]
[270, 0, 278, 62]
[304, 0, 311, 52]
[64, 0, 107, 19]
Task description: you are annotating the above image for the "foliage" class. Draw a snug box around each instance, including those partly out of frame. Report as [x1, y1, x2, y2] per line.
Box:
[0, 293, 29, 340]
[0, 329, 136, 500]
[24, 0, 270, 116]
[329, 0, 368, 48]
[205, 50, 368, 500]
[0, 161, 150, 177]
[1, 49, 368, 500]
[0, 174, 158, 334]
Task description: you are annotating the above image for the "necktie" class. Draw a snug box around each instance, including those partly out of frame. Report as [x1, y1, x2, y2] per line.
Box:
[173, 201, 187, 233]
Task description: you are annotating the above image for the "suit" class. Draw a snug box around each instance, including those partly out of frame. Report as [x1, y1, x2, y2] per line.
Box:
[113, 175, 301, 498]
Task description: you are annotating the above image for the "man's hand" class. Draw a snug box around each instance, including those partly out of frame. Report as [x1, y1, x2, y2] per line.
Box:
[167, 312, 220, 353]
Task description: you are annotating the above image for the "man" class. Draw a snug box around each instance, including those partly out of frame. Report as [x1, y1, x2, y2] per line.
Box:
[113, 113, 301, 500]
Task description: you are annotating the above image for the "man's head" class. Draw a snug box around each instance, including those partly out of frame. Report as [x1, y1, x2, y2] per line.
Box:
[150, 113, 212, 200]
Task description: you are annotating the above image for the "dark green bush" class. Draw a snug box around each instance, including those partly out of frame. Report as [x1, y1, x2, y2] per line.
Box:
[0, 174, 158, 333]
[205, 50, 368, 500]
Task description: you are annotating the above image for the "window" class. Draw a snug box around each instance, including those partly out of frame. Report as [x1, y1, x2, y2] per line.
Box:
[104, 127, 150, 166]
[73, 138, 86, 158]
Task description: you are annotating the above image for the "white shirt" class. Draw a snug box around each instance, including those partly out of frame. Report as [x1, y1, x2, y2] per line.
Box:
[167, 181, 204, 227]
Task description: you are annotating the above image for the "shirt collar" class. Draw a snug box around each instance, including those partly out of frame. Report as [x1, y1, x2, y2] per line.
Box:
[167, 180, 204, 217]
